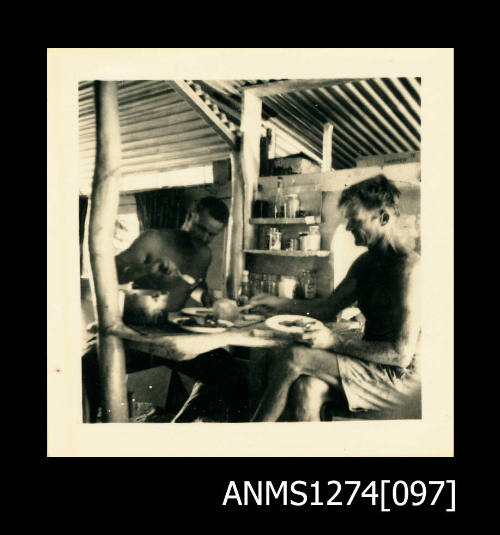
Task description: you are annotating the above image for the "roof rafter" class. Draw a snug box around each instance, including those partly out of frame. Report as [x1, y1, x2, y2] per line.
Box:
[167, 80, 238, 149]
[242, 78, 363, 97]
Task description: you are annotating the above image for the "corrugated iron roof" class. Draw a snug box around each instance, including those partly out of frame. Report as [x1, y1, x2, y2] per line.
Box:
[198, 77, 421, 169]
[79, 77, 420, 193]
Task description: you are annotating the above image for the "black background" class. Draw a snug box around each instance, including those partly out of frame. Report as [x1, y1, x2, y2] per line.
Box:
[40, 48, 465, 520]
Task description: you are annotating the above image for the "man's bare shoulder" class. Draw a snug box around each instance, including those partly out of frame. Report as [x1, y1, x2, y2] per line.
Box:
[402, 249, 420, 271]
[159, 229, 212, 263]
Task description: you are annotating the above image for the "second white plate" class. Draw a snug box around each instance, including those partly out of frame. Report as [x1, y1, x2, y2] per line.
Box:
[265, 315, 323, 334]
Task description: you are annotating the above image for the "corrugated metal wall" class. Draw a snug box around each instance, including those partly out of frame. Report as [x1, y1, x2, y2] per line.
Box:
[79, 81, 232, 194]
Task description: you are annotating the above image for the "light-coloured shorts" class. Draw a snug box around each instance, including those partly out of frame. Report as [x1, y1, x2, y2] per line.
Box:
[337, 354, 421, 418]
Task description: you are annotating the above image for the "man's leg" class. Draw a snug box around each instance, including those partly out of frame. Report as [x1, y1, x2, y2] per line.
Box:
[287, 376, 334, 421]
[251, 345, 343, 422]
[167, 349, 250, 422]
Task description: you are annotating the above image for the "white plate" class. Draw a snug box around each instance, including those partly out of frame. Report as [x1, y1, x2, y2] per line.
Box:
[171, 316, 233, 334]
[180, 307, 213, 317]
[265, 315, 323, 334]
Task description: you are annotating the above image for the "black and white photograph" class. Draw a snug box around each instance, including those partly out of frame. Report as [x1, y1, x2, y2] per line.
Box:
[47, 49, 453, 458]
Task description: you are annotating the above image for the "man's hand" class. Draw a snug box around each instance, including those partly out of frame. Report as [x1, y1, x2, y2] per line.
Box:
[301, 325, 338, 350]
[248, 294, 289, 313]
[146, 258, 181, 280]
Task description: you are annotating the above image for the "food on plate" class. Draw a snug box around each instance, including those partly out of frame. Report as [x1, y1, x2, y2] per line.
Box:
[212, 298, 240, 321]
[203, 314, 220, 326]
[278, 319, 318, 330]
[177, 316, 227, 329]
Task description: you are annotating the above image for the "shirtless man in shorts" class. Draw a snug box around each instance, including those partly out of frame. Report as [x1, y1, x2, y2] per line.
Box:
[83, 196, 249, 423]
[116, 196, 227, 309]
[249, 174, 421, 421]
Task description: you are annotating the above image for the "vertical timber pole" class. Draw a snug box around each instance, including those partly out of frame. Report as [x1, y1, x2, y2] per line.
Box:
[89, 81, 129, 423]
[226, 151, 245, 300]
[322, 121, 334, 172]
[240, 89, 262, 251]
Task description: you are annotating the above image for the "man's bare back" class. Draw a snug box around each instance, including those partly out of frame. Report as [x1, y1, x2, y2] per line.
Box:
[351, 247, 420, 347]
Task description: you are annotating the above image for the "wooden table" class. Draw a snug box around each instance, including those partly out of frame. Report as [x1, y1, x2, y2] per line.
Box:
[110, 316, 363, 416]
[116, 314, 281, 360]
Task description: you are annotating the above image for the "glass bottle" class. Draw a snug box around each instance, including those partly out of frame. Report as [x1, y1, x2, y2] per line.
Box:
[261, 273, 269, 295]
[274, 177, 285, 218]
[254, 273, 263, 295]
[268, 274, 279, 296]
[300, 270, 317, 299]
[238, 270, 250, 306]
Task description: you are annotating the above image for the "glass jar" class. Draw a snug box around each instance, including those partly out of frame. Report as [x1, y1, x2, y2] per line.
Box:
[279, 275, 299, 298]
[300, 270, 317, 299]
[307, 225, 321, 251]
[268, 227, 282, 250]
[284, 193, 300, 218]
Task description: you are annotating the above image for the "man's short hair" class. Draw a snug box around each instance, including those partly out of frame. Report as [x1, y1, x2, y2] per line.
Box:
[196, 196, 230, 225]
[338, 174, 401, 215]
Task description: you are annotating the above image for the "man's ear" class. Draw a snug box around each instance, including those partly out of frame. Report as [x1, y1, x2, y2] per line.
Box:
[380, 210, 390, 225]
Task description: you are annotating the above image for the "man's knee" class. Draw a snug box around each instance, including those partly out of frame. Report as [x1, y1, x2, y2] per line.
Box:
[290, 375, 331, 403]
[286, 345, 319, 374]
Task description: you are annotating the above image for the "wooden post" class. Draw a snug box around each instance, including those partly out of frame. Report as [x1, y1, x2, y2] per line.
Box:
[226, 151, 245, 300]
[322, 121, 334, 172]
[88, 81, 129, 423]
[240, 90, 262, 251]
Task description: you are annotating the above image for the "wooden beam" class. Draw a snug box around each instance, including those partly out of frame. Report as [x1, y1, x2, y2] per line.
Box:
[88, 81, 129, 423]
[244, 78, 362, 98]
[258, 162, 421, 194]
[168, 80, 238, 149]
[322, 122, 334, 172]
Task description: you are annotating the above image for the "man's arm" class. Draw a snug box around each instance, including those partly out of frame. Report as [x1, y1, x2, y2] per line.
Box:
[163, 247, 212, 311]
[115, 230, 162, 284]
[249, 254, 364, 321]
[306, 258, 421, 368]
[281, 273, 358, 321]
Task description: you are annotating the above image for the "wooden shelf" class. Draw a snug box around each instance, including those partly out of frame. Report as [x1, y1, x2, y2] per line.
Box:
[250, 217, 321, 225]
[244, 249, 330, 257]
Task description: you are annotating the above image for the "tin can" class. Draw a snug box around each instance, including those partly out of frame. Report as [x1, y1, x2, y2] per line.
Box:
[298, 231, 309, 251]
[286, 237, 299, 251]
